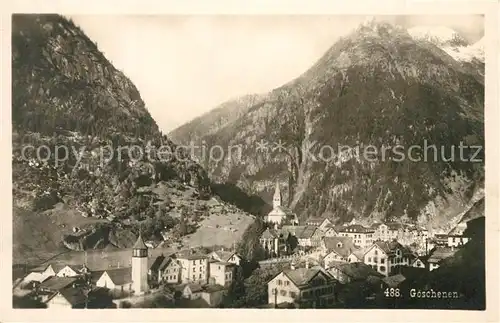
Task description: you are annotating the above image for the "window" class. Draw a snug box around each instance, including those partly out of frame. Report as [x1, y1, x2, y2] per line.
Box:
[199, 274, 202, 279]
[374, 250, 378, 255]
[368, 257, 371, 262]
[280, 290, 287, 296]
[192, 261, 196, 265]
[303, 291, 309, 298]
[193, 267, 196, 272]
[285, 281, 290, 286]
[272, 289, 277, 295]
[381, 258, 385, 264]
[199, 266, 203, 272]
[289, 291, 297, 298]
[218, 266, 221, 270]
[380, 266, 386, 272]
[192, 275, 195, 280]
[278, 280, 282, 285]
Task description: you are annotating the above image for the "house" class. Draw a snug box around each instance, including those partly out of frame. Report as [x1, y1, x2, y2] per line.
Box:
[56, 265, 86, 278]
[149, 255, 181, 284]
[371, 223, 389, 241]
[200, 284, 226, 307]
[159, 258, 182, 284]
[208, 250, 242, 266]
[363, 241, 414, 277]
[182, 283, 204, 300]
[427, 246, 459, 271]
[339, 225, 375, 248]
[297, 226, 323, 247]
[45, 287, 87, 309]
[320, 236, 356, 266]
[267, 265, 337, 308]
[382, 222, 404, 240]
[208, 260, 235, 287]
[347, 248, 369, 263]
[38, 276, 79, 293]
[95, 267, 133, 297]
[446, 224, 470, 247]
[305, 216, 332, 230]
[328, 262, 384, 284]
[411, 257, 427, 269]
[20, 271, 52, 288]
[176, 251, 209, 285]
[324, 225, 339, 237]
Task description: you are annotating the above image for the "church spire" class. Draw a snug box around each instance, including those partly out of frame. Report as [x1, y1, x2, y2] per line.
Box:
[273, 180, 282, 209]
[132, 232, 148, 250]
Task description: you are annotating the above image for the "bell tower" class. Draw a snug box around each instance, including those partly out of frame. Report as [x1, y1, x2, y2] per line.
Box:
[131, 232, 149, 295]
[273, 180, 282, 209]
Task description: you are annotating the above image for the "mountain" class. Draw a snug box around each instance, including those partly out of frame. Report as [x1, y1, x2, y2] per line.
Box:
[12, 14, 254, 264]
[170, 93, 268, 145]
[408, 26, 484, 81]
[169, 20, 485, 232]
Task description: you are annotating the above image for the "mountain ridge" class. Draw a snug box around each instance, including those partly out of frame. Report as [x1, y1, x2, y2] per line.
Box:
[170, 21, 485, 232]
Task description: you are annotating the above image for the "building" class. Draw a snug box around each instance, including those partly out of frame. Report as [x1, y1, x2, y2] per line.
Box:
[265, 181, 287, 225]
[324, 225, 339, 237]
[95, 267, 133, 297]
[363, 241, 414, 277]
[56, 265, 89, 278]
[131, 233, 149, 295]
[320, 236, 356, 266]
[305, 216, 332, 230]
[347, 248, 369, 263]
[259, 228, 282, 256]
[427, 246, 459, 271]
[386, 223, 403, 240]
[410, 257, 427, 269]
[208, 250, 242, 266]
[208, 260, 235, 287]
[182, 283, 204, 300]
[45, 287, 87, 309]
[339, 225, 375, 248]
[149, 255, 181, 284]
[176, 251, 209, 285]
[200, 284, 226, 307]
[328, 262, 383, 284]
[446, 223, 470, 247]
[267, 265, 337, 308]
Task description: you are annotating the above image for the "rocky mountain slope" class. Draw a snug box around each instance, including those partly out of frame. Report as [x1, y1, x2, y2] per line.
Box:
[12, 14, 254, 264]
[169, 20, 485, 232]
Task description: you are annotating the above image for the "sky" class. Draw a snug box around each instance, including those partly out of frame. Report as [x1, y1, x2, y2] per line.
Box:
[69, 15, 484, 133]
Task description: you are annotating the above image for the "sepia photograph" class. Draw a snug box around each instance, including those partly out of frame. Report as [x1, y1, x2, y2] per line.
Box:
[4, 1, 498, 320]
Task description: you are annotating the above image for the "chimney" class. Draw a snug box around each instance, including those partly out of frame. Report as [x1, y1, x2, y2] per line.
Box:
[305, 259, 310, 269]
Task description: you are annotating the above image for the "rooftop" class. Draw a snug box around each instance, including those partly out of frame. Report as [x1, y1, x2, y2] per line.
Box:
[39, 276, 78, 291]
[322, 236, 356, 258]
[330, 262, 384, 280]
[104, 267, 132, 285]
[340, 224, 374, 234]
[282, 266, 334, 287]
[132, 233, 148, 250]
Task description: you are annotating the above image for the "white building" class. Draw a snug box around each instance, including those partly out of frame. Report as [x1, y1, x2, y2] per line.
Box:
[131, 233, 149, 295]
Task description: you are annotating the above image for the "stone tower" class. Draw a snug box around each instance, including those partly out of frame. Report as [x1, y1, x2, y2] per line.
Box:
[131, 233, 149, 295]
[273, 180, 282, 209]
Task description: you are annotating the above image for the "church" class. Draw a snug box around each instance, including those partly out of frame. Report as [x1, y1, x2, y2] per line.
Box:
[265, 181, 298, 226]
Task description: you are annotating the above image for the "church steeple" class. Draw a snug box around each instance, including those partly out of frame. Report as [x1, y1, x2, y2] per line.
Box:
[132, 232, 148, 258]
[273, 180, 282, 209]
[131, 232, 149, 294]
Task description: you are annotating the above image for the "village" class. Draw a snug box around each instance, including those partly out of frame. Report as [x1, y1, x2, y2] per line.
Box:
[12, 182, 481, 309]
